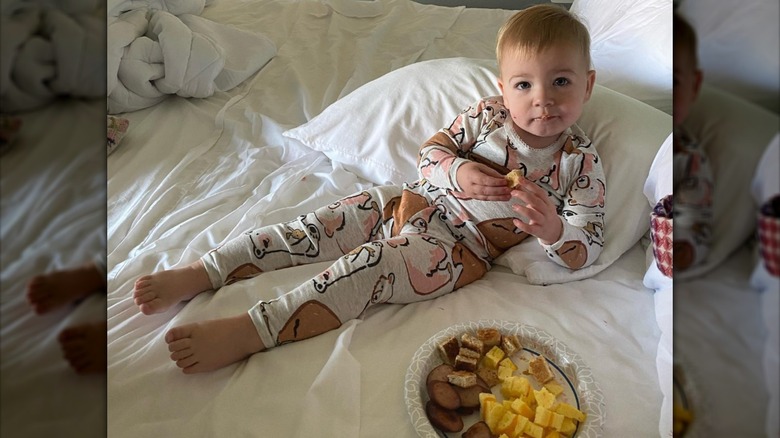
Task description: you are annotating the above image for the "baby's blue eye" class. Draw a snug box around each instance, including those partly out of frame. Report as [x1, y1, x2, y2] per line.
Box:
[515, 81, 531, 90]
[553, 78, 570, 86]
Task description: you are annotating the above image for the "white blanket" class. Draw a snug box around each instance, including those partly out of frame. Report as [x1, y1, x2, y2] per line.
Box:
[107, 8, 276, 114]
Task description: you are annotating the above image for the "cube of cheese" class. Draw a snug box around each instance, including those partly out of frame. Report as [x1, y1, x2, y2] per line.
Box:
[498, 365, 514, 382]
[553, 402, 586, 422]
[512, 414, 529, 438]
[483, 346, 506, 369]
[509, 397, 534, 419]
[513, 377, 531, 398]
[481, 399, 498, 421]
[523, 421, 544, 438]
[534, 406, 552, 427]
[560, 418, 576, 437]
[545, 431, 562, 438]
[549, 411, 565, 431]
[533, 387, 557, 409]
[499, 357, 518, 371]
[485, 402, 507, 433]
[543, 381, 564, 396]
[496, 411, 518, 436]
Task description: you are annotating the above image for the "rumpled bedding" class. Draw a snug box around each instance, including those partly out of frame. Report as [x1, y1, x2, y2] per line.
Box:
[0, 5, 104, 113]
[107, 7, 277, 114]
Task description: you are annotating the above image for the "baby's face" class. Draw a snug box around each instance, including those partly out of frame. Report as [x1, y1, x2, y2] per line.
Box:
[673, 45, 702, 128]
[498, 44, 595, 149]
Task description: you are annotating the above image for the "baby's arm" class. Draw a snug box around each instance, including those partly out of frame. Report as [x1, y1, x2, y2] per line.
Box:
[417, 100, 509, 200]
[672, 143, 713, 270]
[527, 150, 606, 270]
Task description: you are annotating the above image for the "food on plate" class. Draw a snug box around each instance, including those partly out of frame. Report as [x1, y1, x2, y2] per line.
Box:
[528, 354, 555, 383]
[461, 333, 485, 354]
[448, 370, 478, 388]
[477, 328, 502, 348]
[461, 420, 492, 438]
[428, 380, 461, 410]
[425, 327, 585, 438]
[505, 169, 524, 189]
[426, 400, 465, 433]
[438, 335, 460, 365]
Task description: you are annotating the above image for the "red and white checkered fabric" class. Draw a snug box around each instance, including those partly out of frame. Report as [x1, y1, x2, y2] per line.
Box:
[650, 214, 673, 278]
[758, 213, 780, 277]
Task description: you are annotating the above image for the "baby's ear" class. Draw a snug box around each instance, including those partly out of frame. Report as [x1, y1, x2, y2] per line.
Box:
[497, 78, 505, 95]
[584, 70, 596, 101]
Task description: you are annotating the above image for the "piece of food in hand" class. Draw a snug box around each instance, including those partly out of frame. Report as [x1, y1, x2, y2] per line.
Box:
[528, 354, 555, 383]
[448, 370, 478, 388]
[426, 400, 464, 433]
[427, 380, 462, 410]
[455, 353, 478, 372]
[501, 334, 522, 356]
[505, 169, 524, 189]
[438, 335, 460, 365]
[461, 420, 492, 438]
[477, 328, 502, 349]
[426, 363, 455, 385]
[461, 333, 485, 354]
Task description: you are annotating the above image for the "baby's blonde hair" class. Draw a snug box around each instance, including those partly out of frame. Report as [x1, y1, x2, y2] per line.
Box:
[496, 4, 591, 72]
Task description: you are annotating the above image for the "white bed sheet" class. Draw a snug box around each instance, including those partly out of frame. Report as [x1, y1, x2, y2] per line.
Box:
[107, 0, 666, 436]
[1, 99, 106, 437]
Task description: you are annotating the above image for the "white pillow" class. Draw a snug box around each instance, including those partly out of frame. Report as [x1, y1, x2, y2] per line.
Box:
[570, 0, 672, 114]
[677, 0, 780, 113]
[284, 57, 672, 284]
[642, 133, 673, 291]
[677, 84, 780, 280]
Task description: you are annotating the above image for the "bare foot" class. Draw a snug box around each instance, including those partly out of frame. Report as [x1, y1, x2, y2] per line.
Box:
[165, 314, 265, 374]
[133, 260, 213, 315]
[58, 321, 107, 374]
[27, 263, 105, 314]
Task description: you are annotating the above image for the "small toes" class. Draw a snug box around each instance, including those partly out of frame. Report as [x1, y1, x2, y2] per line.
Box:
[133, 291, 156, 305]
[175, 356, 198, 369]
[170, 349, 193, 361]
[165, 326, 192, 343]
[167, 338, 192, 352]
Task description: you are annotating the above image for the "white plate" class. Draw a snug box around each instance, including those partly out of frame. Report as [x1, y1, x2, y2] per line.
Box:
[404, 319, 605, 438]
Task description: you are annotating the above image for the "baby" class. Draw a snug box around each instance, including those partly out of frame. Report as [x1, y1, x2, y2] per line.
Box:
[133, 4, 606, 373]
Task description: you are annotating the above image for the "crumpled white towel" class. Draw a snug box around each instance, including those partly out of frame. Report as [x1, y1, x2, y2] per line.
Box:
[0, 7, 105, 113]
[107, 8, 276, 114]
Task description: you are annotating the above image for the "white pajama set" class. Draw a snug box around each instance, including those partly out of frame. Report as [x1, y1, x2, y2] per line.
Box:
[200, 96, 606, 348]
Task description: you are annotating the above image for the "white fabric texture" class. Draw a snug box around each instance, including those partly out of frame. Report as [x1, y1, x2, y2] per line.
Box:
[0, 7, 105, 113]
[107, 8, 276, 114]
[677, 84, 780, 280]
[284, 58, 672, 285]
[677, 0, 780, 113]
[102, 1, 667, 437]
[107, 0, 214, 17]
[570, 0, 672, 114]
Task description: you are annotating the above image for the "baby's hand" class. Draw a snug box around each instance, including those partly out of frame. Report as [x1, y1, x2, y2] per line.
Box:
[455, 162, 512, 201]
[510, 179, 562, 245]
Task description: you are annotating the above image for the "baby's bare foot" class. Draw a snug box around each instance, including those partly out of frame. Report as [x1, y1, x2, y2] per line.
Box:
[133, 260, 212, 315]
[27, 263, 105, 314]
[165, 314, 265, 374]
[58, 321, 107, 374]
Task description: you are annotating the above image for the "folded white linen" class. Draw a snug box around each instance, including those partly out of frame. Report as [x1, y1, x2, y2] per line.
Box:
[107, 9, 276, 114]
[0, 7, 104, 113]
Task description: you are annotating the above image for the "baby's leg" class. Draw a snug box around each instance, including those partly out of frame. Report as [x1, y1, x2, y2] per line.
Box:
[27, 262, 105, 314]
[134, 187, 400, 315]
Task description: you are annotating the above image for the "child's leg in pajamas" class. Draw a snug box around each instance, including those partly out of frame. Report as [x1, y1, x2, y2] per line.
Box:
[166, 210, 490, 373]
[133, 187, 398, 314]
